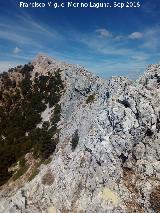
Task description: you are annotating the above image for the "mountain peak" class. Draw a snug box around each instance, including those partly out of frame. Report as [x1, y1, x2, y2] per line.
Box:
[0, 57, 160, 212]
[138, 64, 160, 88]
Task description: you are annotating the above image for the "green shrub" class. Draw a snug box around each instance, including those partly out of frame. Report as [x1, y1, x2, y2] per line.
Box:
[86, 93, 95, 104]
[47, 69, 64, 107]
[41, 157, 52, 165]
[12, 158, 28, 181]
[28, 167, 40, 182]
[42, 121, 50, 130]
[51, 104, 61, 131]
[71, 130, 79, 151]
[0, 66, 64, 185]
[20, 79, 32, 96]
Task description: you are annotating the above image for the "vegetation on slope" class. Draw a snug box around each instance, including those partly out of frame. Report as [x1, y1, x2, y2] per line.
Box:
[71, 129, 79, 151]
[86, 93, 95, 104]
[0, 64, 64, 186]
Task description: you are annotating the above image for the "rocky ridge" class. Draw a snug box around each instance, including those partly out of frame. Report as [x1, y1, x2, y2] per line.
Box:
[0, 55, 160, 212]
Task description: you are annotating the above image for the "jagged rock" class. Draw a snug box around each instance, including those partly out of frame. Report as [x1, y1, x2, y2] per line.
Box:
[0, 55, 160, 212]
[133, 143, 146, 160]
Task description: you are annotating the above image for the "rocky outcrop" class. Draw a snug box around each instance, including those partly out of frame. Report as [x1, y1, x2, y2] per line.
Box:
[0, 55, 160, 212]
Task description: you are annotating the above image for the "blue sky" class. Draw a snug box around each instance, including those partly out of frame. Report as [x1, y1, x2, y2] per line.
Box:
[0, 0, 160, 78]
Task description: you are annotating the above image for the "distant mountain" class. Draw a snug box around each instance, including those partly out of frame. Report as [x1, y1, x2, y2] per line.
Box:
[0, 55, 160, 212]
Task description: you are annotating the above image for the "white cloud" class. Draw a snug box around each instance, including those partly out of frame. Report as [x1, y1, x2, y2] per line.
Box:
[76, 57, 147, 80]
[13, 47, 21, 54]
[0, 12, 63, 48]
[129, 32, 143, 39]
[16, 13, 58, 38]
[0, 61, 20, 72]
[0, 29, 32, 45]
[131, 54, 149, 61]
[142, 27, 160, 50]
[114, 35, 124, 41]
[79, 34, 142, 56]
[96, 29, 143, 40]
[96, 28, 112, 38]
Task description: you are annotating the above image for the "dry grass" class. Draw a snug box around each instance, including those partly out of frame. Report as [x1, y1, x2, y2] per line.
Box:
[123, 168, 144, 213]
[125, 201, 144, 213]
[41, 170, 55, 185]
[123, 168, 139, 194]
[150, 185, 160, 212]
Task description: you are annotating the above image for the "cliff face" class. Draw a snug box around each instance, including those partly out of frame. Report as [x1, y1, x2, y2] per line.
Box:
[0, 55, 160, 212]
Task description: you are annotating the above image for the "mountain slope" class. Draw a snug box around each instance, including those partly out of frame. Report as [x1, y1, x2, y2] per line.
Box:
[0, 55, 160, 212]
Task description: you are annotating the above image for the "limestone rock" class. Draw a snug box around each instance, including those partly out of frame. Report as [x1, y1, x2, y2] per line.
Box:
[0, 55, 160, 212]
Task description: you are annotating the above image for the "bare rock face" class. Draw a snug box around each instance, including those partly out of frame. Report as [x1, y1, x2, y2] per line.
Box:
[0, 55, 160, 212]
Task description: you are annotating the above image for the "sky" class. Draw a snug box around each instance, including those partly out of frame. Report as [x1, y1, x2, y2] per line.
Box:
[0, 0, 160, 79]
